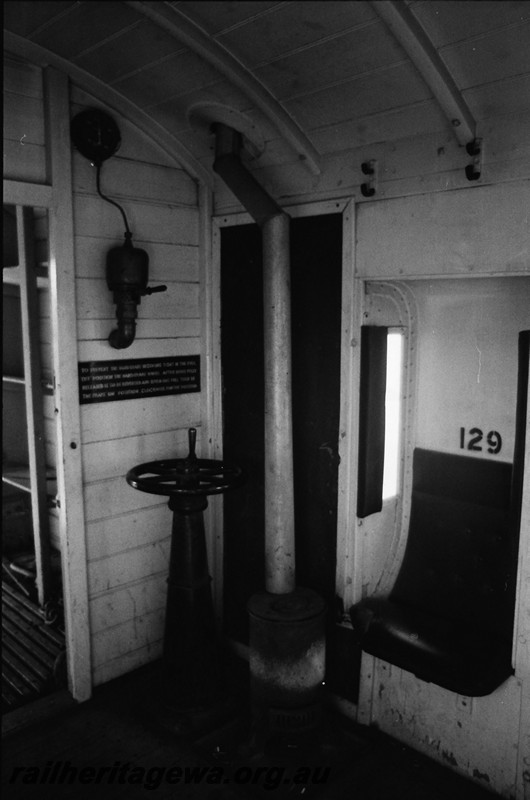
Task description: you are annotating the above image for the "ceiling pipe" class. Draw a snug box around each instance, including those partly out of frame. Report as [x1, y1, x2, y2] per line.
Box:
[213, 123, 295, 595]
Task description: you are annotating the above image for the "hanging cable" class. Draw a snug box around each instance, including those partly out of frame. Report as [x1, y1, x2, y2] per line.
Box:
[96, 162, 131, 236]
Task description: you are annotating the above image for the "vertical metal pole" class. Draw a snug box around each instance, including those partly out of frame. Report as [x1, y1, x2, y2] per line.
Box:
[262, 213, 296, 594]
[214, 126, 326, 744]
[212, 124, 296, 593]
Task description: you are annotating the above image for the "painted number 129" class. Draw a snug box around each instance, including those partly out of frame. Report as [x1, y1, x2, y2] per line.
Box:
[459, 427, 502, 455]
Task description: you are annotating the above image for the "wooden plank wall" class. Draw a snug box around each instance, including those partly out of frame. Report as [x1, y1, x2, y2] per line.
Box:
[353, 195, 530, 799]
[69, 87, 201, 686]
[3, 57, 46, 183]
[4, 56, 203, 686]
[366, 658, 523, 797]
[362, 277, 530, 797]
[355, 183, 530, 278]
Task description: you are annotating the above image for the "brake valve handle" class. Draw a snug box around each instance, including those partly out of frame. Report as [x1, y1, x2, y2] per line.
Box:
[144, 284, 167, 295]
[187, 427, 197, 461]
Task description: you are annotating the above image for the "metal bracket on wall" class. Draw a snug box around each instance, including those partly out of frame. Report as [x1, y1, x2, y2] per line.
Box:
[465, 138, 482, 181]
[361, 160, 378, 197]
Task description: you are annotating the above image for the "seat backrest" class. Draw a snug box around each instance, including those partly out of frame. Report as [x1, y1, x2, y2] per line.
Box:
[389, 449, 514, 637]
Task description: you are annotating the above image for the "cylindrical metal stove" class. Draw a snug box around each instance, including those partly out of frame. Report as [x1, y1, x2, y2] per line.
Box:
[248, 587, 326, 743]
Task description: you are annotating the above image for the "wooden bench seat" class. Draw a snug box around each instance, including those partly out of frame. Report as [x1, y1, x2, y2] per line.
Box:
[350, 448, 517, 696]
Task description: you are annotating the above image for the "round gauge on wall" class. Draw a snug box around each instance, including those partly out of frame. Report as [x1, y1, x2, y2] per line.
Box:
[70, 107, 121, 165]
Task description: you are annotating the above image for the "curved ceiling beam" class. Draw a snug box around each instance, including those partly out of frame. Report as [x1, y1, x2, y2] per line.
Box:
[371, 0, 476, 146]
[4, 30, 213, 187]
[126, 1, 321, 175]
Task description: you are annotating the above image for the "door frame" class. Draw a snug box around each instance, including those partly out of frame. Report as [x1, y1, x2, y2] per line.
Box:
[3, 67, 92, 703]
[205, 197, 359, 633]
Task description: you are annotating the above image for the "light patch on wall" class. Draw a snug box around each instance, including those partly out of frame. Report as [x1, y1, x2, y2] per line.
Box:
[383, 330, 403, 499]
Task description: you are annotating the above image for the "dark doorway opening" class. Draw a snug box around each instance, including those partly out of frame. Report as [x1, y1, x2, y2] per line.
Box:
[220, 213, 343, 644]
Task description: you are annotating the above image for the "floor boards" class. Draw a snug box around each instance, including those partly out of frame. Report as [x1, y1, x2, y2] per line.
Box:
[1, 579, 66, 713]
[1, 659, 502, 800]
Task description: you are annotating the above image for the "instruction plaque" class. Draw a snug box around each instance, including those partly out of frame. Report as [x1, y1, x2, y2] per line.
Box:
[78, 355, 200, 404]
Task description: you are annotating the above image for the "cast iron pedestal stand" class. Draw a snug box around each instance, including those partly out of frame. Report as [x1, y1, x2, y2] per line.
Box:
[126, 428, 244, 732]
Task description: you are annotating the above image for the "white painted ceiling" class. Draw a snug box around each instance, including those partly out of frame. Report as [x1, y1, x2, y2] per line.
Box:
[4, 1, 530, 187]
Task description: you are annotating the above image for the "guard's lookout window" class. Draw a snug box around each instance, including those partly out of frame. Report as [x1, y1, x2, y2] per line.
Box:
[357, 326, 404, 517]
[382, 330, 403, 500]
